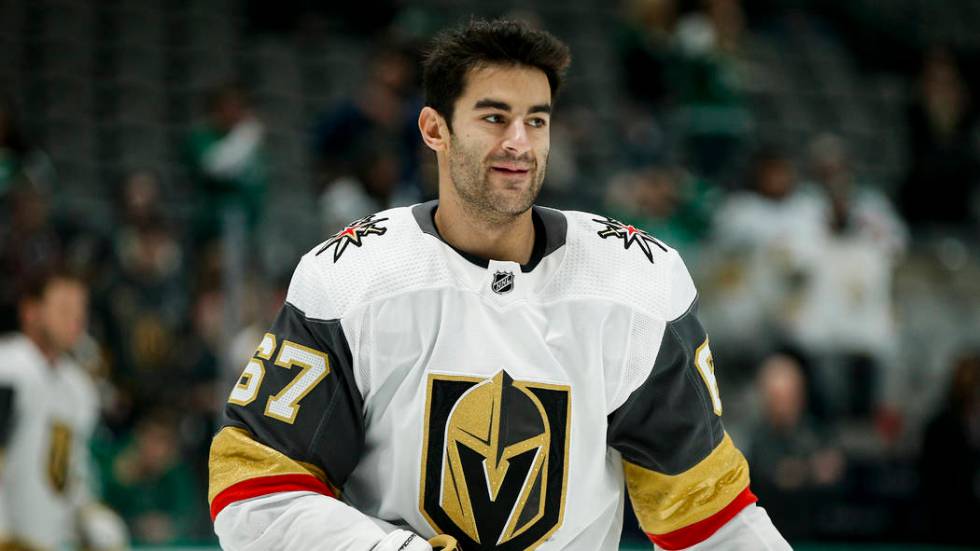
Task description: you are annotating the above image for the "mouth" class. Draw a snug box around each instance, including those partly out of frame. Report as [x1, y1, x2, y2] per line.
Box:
[490, 165, 531, 176]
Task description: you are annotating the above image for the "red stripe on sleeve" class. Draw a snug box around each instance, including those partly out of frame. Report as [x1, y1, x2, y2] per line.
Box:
[647, 486, 758, 550]
[210, 473, 336, 521]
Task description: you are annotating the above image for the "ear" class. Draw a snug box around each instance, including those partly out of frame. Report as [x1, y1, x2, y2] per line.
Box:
[18, 299, 38, 329]
[419, 106, 449, 152]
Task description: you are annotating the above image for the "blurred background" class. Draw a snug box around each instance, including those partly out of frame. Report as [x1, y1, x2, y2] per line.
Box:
[0, 0, 978, 548]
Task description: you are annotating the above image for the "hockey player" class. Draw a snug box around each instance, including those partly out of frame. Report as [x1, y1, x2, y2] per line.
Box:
[0, 270, 128, 550]
[209, 19, 790, 550]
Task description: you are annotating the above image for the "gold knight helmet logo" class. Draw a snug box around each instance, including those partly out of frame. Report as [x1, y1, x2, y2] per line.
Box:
[420, 371, 571, 550]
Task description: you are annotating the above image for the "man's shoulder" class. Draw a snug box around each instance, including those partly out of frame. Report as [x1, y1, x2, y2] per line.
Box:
[550, 209, 695, 320]
[286, 205, 447, 320]
[0, 334, 47, 388]
[307, 208, 409, 263]
[57, 358, 98, 399]
[561, 211, 678, 274]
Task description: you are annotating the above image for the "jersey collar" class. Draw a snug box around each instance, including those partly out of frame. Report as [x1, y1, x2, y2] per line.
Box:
[411, 200, 567, 273]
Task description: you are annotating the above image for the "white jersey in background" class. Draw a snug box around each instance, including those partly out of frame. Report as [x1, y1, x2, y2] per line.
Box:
[0, 334, 100, 550]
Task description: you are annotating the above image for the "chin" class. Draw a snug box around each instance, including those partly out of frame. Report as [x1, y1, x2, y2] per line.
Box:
[491, 194, 536, 216]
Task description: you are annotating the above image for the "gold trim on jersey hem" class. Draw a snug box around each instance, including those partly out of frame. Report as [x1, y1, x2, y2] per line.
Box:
[624, 432, 750, 535]
[208, 426, 331, 504]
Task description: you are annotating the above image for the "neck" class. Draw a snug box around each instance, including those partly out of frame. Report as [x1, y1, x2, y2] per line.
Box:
[434, 192, 536, 265]
[24, 330, 59, 365]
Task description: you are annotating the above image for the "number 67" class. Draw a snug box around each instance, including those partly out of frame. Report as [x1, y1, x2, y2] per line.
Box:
[228, 333, 330, 424]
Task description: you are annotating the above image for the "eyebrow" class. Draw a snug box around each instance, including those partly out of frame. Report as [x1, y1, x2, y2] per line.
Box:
[473, 98, 552, 115]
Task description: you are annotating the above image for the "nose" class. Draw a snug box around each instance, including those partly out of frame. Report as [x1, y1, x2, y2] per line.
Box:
[501, 119, 531, 157]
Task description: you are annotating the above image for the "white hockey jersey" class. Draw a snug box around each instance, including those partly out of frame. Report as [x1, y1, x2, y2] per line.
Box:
[209, 202, 787, 550]
[0, 334, 100, 550]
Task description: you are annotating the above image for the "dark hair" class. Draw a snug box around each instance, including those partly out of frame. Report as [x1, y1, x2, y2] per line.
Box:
[18, 266, 86, 304]
[422, 18, 571, 131]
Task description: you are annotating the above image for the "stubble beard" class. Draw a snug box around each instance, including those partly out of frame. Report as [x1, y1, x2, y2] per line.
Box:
[448, 134, 546, 226]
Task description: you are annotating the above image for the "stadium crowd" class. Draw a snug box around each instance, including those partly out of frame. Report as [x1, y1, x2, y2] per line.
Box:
[0, 0, 978, 546]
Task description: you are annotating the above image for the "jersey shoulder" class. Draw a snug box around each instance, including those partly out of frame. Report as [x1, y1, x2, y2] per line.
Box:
[0, 335, 45, 384]
[58, 359, 99, 414]
[286, 205, 451, 320]
[551, 210, 697, 321]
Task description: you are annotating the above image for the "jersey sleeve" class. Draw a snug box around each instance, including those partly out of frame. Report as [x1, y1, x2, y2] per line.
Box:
[608, 252, 780, 550]
[208, 255, 366, 521]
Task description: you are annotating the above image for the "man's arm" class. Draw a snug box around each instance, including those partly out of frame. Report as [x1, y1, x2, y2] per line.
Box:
[210, 431, 426, 551]
[209, 257, 432, 551]
[608, 251, 790, 550]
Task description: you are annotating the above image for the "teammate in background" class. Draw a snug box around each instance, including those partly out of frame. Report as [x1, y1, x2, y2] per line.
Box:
[0, 270, 128, 550]
[209, 19, 789, 550]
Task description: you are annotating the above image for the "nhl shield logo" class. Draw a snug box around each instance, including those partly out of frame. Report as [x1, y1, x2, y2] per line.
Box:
[491, 271, 515, 294]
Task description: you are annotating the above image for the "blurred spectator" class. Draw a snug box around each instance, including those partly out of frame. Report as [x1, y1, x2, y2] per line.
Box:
[0, 180, 61, 279]
[185, 84, 267, 246]
[899, 47, 980, 231]
[670, 0, 752, 181]
[788, 134, 907, 425]
[617, 0, 678, 108]
[319, 135, 403, 234]
[225, 278, 287, 390]
[101, 409, 200, 545]
[93, 171, 187, 407]
[918, 352, 980, 545]
[603, 164, 718, 257]
[0, 179, 63, 332]
[703, 147, 824, 364]
[746, 354, 846, 541]
[118, 170, 164, 229]
[806, 134, 907, 258]
[170, 287, 225, 510]
[314, 42, 423, 232]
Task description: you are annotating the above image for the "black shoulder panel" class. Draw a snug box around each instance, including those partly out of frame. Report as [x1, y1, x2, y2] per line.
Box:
[222, 302, 364, 487]
[607, 300, 725, 475]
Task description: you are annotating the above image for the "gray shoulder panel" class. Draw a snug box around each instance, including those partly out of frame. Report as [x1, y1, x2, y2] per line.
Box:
[222, 301, 364, 487]
[607, 299, 724, 474]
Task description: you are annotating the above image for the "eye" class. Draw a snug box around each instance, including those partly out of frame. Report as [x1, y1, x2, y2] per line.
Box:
[527, 117, 548, 129]
[483, 114, 505, 124]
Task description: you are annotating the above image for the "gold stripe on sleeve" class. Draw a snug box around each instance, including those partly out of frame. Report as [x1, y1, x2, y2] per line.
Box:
[208, 426, 330, 504]
[624, 432, 750, 535]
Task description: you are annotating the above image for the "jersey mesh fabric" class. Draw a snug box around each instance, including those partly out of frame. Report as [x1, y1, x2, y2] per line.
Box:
[289, 207, 457, 321]
[287, 207, 458, 393]
[622, 311, 664, 410]
[540, 211, 680, 408]
[540, 211, 674, 318]
[287, 205, 691, 420]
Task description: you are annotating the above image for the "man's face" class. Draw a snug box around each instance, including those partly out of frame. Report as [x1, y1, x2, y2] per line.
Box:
[445, 64, 552, 221]
[756, 159, 796, 200]
[38, 279, 88, 354]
